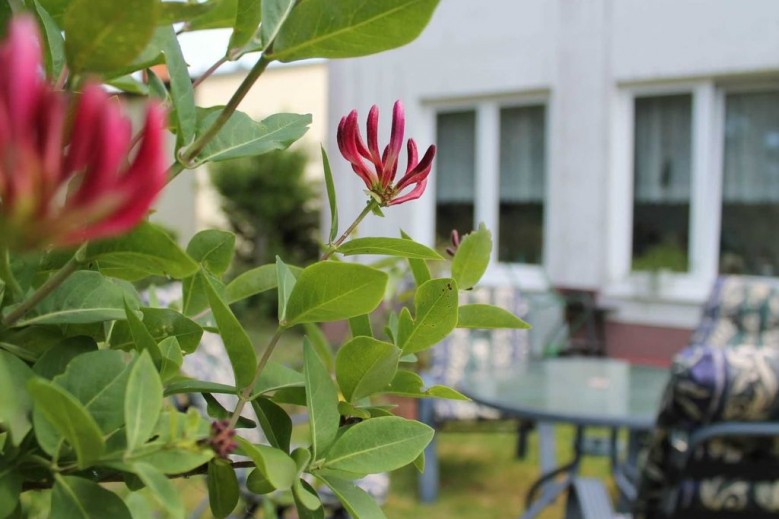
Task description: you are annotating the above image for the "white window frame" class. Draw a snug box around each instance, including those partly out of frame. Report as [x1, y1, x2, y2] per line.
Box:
[423, 93, 551, 291]
[606, 78, 779, 316]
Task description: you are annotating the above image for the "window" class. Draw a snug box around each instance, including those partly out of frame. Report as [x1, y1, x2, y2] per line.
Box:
[499, 106, 546, 264]
[434, 101, 547, 267]
[720, 90, 779, 276]
[611, 82, 779, 305]
[435, 111, 476, 244]
[631, 94, 692, 273]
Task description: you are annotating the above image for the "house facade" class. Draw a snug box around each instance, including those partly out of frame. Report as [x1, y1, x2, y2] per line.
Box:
[326, 0, 779, 364]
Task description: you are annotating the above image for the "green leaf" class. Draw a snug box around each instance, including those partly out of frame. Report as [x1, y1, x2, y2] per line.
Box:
[33, 0, 66, 80]
[338, 238, 443, 260]
[251, 397, 292, 453]
[187, 230, 235, 276]
[451, 224, 492, 290]
[133, 463, 184, 519]
[125, 351, 163, 451]
[400, 229, 431, 285]
[0, 351, 34, 445]
[193, 110, 311, 165]
[413, 451, 425, 473]
[86, 222, 199, 280]
[182, 270, 223, 317]
[293, 479, 324, 519]
[111, 307, 203, 354]
[285, 262, 388, 325]
[28, 378, 105, 468]
[164, 379, 237, 396]
[37, 0, 69, 23]
[188, 0, 237, 29]
[201, 393, 255, 428]
[337, 401, 370, 420]
[322, 416, 433, 474]
[319, 476, 387, 519]
[12, 271, 139, 327]
[159, 0, 216, 24]
[227, 0, 261, 58]
[399, 278, 458, 354]
[260, 0, 296, 49]
[208, 459, 239, 519]
[162, 26, 197, 147]
[457, 304, 530, 329]
[63, 0, 158, 73]
[51, 475, 132, 519]
[276, 256, 297, 322]
[271, 0, 439, 62]
[246, 469, 275, 495]
[385, 370, 469, 400]
[107, 74, 150, 95]
[235, 437, 297, 490]
[203, 274, 257, 388]
[293, 478, 321, 511]
[252, 361, 304, 395]
[53, 350, 131, 435]
[158, 337, 184, 382]
[303, 323, 334, 372]
[32, 337, 97, 379]
[124, 301, 162, 363]
[303, 338, 339, 460]
[336, 337, 400, 402]
[348, 314, 372, 339]
[0, 468, 21, 519]
[224, 263, 303, 304]
[321, 146, 339, 244]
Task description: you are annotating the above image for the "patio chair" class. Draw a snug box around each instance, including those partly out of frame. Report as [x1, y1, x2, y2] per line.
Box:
[566, 275, 779, 518]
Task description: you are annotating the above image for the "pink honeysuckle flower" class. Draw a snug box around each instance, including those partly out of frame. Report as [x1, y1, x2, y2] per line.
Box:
[337, 100, 435, 206]
[0, 15, 167, 250]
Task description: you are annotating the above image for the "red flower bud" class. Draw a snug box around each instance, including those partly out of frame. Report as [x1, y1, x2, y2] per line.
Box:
[337, 100, 435, 206]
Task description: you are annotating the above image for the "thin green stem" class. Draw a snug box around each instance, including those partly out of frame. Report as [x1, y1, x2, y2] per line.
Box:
[0, 247, 23, 300]
[2, 255, 80, 328]
[192, 56, 227, 89]
[228, 326, 285, 429]
[321, 200, 379, 260]
[168, 54, 273, 183]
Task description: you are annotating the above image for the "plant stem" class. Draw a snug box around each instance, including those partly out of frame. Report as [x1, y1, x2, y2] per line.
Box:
[227, 326, 285, 429]
[168, 54, 273, 182]
[321, 200, 379, 260]
[0, 247, 23, 300]
[192, 56, 227, 89]
[2, 255, 80, 327]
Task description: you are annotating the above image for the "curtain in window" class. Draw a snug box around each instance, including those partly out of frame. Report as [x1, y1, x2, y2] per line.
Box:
[499, 106, 546, 202]
[723, 91, 779, 202]
[633, 94, 692, 203]
[435, 111, 476, 202]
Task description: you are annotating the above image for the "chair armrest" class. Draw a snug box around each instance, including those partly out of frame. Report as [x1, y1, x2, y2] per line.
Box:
[564, 477, 615, 519]
[688, 421, 779, 449]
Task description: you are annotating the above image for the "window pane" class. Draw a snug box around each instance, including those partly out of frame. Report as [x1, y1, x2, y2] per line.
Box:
[720, 90, 779, 275]
[631, 94, 692, 273]
[435, 111, 476, 246]
[498, 105, 546, 264]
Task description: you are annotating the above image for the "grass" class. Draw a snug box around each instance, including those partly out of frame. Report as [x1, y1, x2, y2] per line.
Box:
[384, 422, 613, 519]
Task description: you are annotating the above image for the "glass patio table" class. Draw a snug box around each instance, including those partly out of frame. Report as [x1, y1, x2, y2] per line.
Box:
[457, 357, 668, 518]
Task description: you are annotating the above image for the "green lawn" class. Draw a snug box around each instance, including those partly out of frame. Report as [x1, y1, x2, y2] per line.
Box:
[384, 423, 614, 519]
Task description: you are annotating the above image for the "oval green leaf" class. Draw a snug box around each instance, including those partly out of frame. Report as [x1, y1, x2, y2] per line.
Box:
[235, 437, 297, 490]
[457, 304, 531, 329]
[51, 476, 132, 519]
[64, 0, 158, 73]
[335, 337, 400, 402]
[303, 339, 339, 460]
[399, 278, 458, 354]
[322, 416, 433, 474]
[125, 351, 163, 451]
[270, 0, 439, 62]
[337, 238, 443, 260]
[451, 225, 492, 290]
[208, 459, 239, 518]
[285, 262, 388, 325]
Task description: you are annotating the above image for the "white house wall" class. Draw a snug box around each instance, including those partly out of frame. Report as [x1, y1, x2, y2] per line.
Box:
[328, 0, 779, 302]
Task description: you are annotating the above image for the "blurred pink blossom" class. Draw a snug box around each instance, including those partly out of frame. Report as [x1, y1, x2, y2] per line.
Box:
[0, 15, 167, 249]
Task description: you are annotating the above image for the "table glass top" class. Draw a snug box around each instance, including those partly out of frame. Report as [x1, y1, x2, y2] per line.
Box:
[458, 358, 669, 429]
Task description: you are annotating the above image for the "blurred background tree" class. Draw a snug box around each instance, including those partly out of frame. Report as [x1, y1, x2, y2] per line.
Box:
[210, 148, 321, 317]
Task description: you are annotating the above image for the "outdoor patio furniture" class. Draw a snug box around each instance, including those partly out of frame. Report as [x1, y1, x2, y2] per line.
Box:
[566, 275, 779, 518]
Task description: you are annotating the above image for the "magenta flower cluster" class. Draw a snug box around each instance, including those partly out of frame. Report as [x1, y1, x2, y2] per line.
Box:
[337, 100, 435, 206]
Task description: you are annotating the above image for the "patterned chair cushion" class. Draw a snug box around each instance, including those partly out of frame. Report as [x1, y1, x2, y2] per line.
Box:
[427, 286, 529, 421]
[635, 343, 779, 518]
